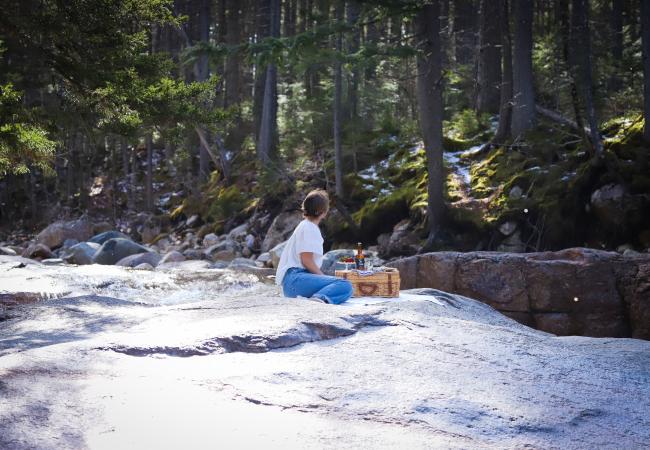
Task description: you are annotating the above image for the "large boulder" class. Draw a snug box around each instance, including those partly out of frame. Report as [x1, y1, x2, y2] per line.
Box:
[269, 241, 287, 269]
[36, 217, 94, 249]
[202, 233, 220, 248]
[88, 231, 131, 245]
[182, 248, 207, 261]
[92, 238, 151, 265]
[261, 211, 303, 253]
[256, 252, 272, 268]
[61, 238, 79, 249]
[389, 248, 650, 339]
[227, 223, 248, 241]
[22, 243, 54, 260]
[61, 242, 101, 265]
[115, 252, 162, 268]
[159, 251, 186, 264]
[204, 239, 240, 262]
[377, 220, 420, 258]
[590, 183, 626, 226]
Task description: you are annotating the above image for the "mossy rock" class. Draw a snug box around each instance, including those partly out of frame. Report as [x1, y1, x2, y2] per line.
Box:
[207, 185, 251, 222]
[352, 187, 413, 239]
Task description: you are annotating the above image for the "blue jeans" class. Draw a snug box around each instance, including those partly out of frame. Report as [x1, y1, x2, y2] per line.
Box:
[282, 268, 353, 305]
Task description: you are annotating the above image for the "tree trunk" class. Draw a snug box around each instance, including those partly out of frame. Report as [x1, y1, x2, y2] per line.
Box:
[511, 0, 536, 137]
[120, 138, 130, 207]
[146, 134, 153, 212]
[494, 0, 513, 143]
[558, 0, 587, 143]
[253, 0, 270, 144]
[416, 1, 445, 243]
[641, 0, 650, 144]
[476, 0, 502, 114]
[610, 0, 624, 90]
[333, 0, 344, 198]
[257, 0, 280, 165]
[570, 0, 603, 156]
[79, 135, 88, 210]
[197, 0, 211, 183]
[346, 0, 361, 122]
[452, 0, 478, 65]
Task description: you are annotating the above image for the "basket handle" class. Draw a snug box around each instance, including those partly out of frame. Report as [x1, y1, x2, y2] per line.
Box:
[358, 282, 378, 296]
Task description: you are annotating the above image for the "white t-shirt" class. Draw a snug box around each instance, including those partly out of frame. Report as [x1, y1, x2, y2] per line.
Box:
[275, 219, 324, 285]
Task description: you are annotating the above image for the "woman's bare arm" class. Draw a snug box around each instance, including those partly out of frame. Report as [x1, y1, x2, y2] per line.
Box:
[300, 252, 324, 275]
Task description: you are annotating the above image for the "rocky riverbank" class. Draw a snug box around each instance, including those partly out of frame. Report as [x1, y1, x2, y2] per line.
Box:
[389, 247, 650, 340]
[1, 257, 649, 449]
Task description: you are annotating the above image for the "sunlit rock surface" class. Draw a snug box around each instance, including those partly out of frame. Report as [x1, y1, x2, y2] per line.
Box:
[1, 255, 649, 449]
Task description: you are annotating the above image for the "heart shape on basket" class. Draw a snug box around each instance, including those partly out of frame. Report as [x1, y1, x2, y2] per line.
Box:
[358, 282, 378, 296]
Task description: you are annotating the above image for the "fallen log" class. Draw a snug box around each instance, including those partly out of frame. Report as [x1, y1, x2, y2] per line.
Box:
[535, 104, 591, 136]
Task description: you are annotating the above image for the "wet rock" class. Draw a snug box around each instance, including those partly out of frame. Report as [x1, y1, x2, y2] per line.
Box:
[116, 252, 162, 268]
[61, 242, 101, 265]
[270, 241, 287, 269]
[89, 231, 131, 245]
[244, 234, 255, 250]
[242, 246, 252, 257]
[92, 238, 150, 265]
[0, 246, 16, 256]
[261, 211, 302, 252]
[36, 216, 94, 249]
[22, 243, 54, 260]
[202, 233, 220, 247]
[159, 251, 185, 264]
[134, 262, 154, 270]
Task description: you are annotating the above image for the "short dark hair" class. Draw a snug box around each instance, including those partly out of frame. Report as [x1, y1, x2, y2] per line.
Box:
[302, 189, 330, 218]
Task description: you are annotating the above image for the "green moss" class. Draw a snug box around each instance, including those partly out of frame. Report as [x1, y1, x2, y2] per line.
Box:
[205, 185, 250, 224]
[352, 186, 414, 239]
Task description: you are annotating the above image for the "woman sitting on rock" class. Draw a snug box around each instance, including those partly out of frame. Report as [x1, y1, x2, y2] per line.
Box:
[275, 189, 353, 304]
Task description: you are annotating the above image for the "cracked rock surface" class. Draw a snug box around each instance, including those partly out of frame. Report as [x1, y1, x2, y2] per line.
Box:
[1, 256, 649, 449]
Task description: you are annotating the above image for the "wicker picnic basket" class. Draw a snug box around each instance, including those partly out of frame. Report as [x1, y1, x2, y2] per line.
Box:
[334, 267, 400, 298]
